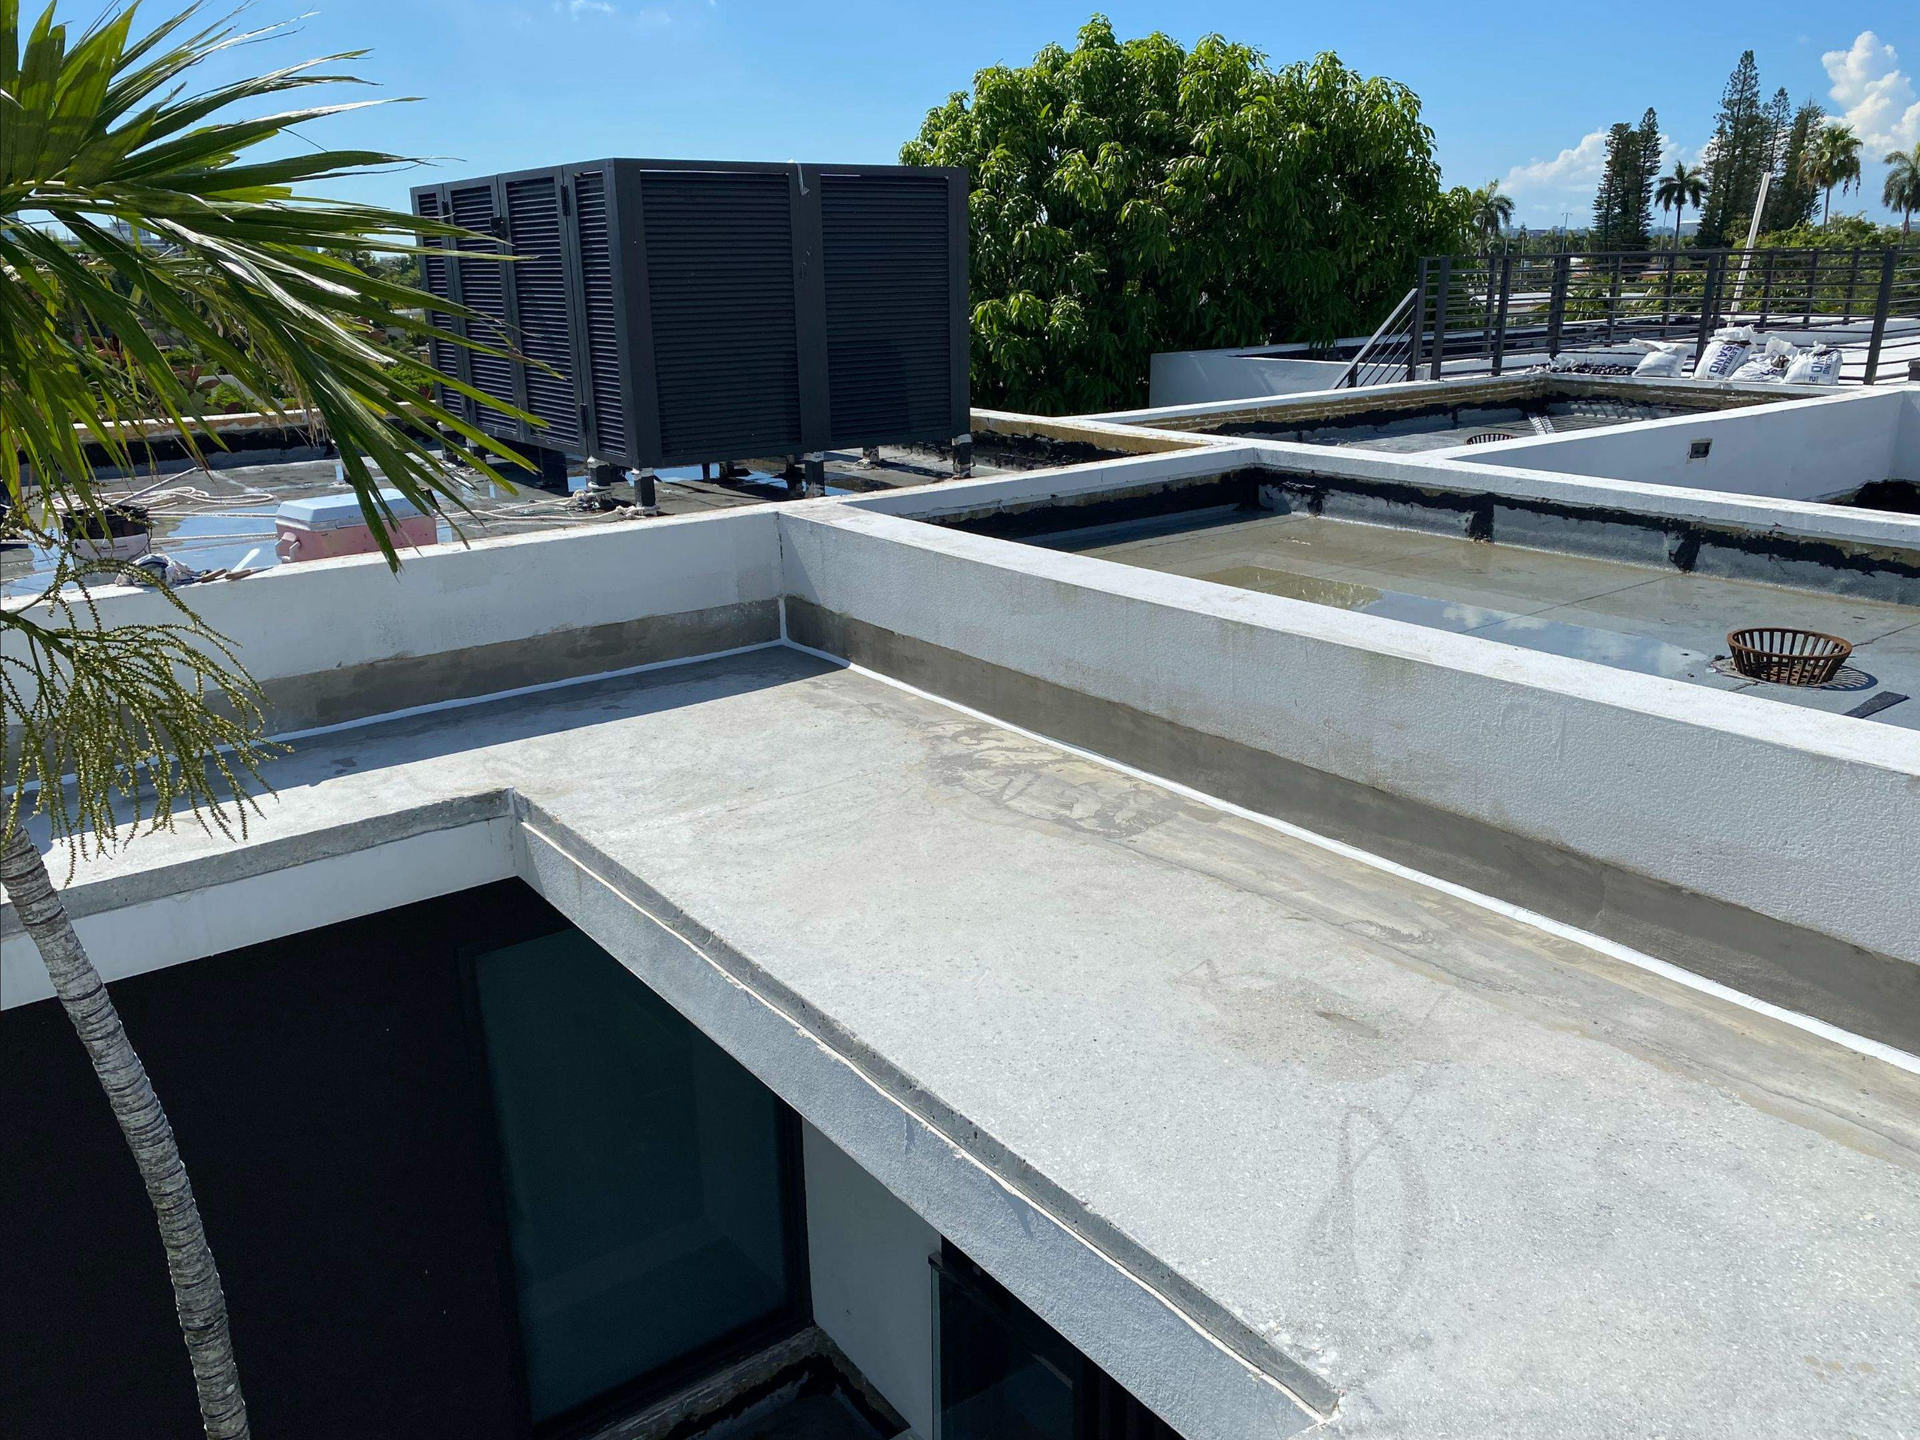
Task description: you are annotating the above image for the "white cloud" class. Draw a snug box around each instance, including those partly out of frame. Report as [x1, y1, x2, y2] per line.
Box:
[551, 0, 674, 25]
[1823, 31, 1920, 153]
[1497, 128, 1696, 224]
[1502, 129, 1609, 200]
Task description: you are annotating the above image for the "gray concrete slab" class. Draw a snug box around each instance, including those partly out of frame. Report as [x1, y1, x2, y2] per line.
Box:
[13, 647, 1920, 1439]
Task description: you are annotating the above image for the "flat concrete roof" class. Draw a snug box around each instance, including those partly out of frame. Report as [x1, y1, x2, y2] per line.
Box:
[14, 647, 1919, 1439]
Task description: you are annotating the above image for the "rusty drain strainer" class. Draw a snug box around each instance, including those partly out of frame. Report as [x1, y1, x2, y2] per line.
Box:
[1726, 627, 1852, 686]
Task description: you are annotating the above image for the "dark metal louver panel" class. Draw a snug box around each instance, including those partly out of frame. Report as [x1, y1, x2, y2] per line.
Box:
[414, 189, 462, 418]
[503, 177, 576, 446]
[641, 170, 802, 462]
[572, 170, 626, 457]
[448, 183, 516, 437]
[412, 158, 966, 470]
[820, 174, 953, 444]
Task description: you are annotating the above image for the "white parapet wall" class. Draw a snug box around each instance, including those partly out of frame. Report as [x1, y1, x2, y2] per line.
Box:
[5, 505, 786, 733]
[1456, 386, 1918, 499]
[1148, 347, 1355, 408]
[779, 505, 1920, 969]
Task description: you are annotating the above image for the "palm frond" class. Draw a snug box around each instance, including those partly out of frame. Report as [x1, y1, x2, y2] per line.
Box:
[1, 0, 537, 570]
[2, 0, 544, 857]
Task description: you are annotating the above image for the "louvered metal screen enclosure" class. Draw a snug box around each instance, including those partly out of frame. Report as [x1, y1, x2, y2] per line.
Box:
[411, 159, 968, 470]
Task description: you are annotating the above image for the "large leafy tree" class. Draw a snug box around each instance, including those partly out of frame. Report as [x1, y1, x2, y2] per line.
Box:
[901, 16, 1470, 413]
[1, 4, 522, 1435]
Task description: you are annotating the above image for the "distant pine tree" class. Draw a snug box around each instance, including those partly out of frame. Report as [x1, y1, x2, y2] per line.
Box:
[1591, 122, 1649, 248]
[1698, 51, 1767, 246]
[1631, 108, 1661, 248]
[1767, 101, 1825, 231]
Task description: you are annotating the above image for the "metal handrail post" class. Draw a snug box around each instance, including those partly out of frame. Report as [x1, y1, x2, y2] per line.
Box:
[1491, 253, 1514, 376]
[1694, 251, 1724, 358]
[1408, 257, 1428, 382]
[1429, 254, 1452, 381]
[1864, 249, 1896, 384]
[1546, 254, 1570, 360]
[1605, 255, 1622, 344]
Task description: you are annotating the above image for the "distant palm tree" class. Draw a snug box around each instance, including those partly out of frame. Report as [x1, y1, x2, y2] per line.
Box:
[1885, 148, 1920, 237]
[1802, 123, 1864, 225]
[1654, 162, 1706, 249]
[1470, 181, 1514, 249]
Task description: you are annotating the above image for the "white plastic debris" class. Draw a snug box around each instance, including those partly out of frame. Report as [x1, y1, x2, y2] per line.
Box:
[130, 553, 204, 587]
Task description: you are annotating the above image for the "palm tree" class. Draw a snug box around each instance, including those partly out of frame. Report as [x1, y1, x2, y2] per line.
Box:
[1801, 123, 1864, 225]
[1654, 162, 1707, 249]
[2, 5, 524, 1435]
[1469, 180, 1514, 249]
[1885, 148, 1920, 237]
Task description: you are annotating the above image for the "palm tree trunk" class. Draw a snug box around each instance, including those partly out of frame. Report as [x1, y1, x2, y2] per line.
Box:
[1, 825, 250, 1439]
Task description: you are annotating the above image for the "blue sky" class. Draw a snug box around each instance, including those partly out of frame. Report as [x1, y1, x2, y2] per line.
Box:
[67, 0, 1920, 225]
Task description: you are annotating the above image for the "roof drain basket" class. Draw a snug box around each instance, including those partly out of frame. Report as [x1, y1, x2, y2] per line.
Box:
[1726, 627, 1852, 686]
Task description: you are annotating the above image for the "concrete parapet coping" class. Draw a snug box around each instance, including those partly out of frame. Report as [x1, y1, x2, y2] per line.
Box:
[1238, 438, 1920, 555]
[779, 504, 1920, 974]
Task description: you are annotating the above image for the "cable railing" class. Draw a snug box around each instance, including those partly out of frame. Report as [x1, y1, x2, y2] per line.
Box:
[1349, 245, 1920, 388]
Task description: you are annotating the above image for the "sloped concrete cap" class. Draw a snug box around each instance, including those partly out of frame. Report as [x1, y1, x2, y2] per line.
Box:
[10, 649, 1918, 1440]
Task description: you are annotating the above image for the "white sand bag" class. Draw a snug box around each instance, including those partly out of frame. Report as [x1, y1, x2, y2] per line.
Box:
[1691, 325, 1754, 380]
[1784, 344, 1843, 385]
[1632, 342, 1689, 378]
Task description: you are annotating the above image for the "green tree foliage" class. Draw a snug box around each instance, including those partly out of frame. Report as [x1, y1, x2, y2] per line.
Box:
[1590, 116, 1656, 249]
[1698, 51, 1768, 246]
[1801, 123, 1864, 225]
[899, 16, 1470, 413]
[1469, 180, 1513, 245]
[1765, 100, 1825, 231]
[1758, 215, 1905, 250]
[1885, 148, 1920, 237]
[1633, 108, 1662, 243]
[1654, 162, 1707, 248]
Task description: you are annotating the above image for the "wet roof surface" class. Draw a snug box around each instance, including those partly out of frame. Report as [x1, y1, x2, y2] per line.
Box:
[19, 648, 1920, 1439]
[1052, 509, 1920, 727]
